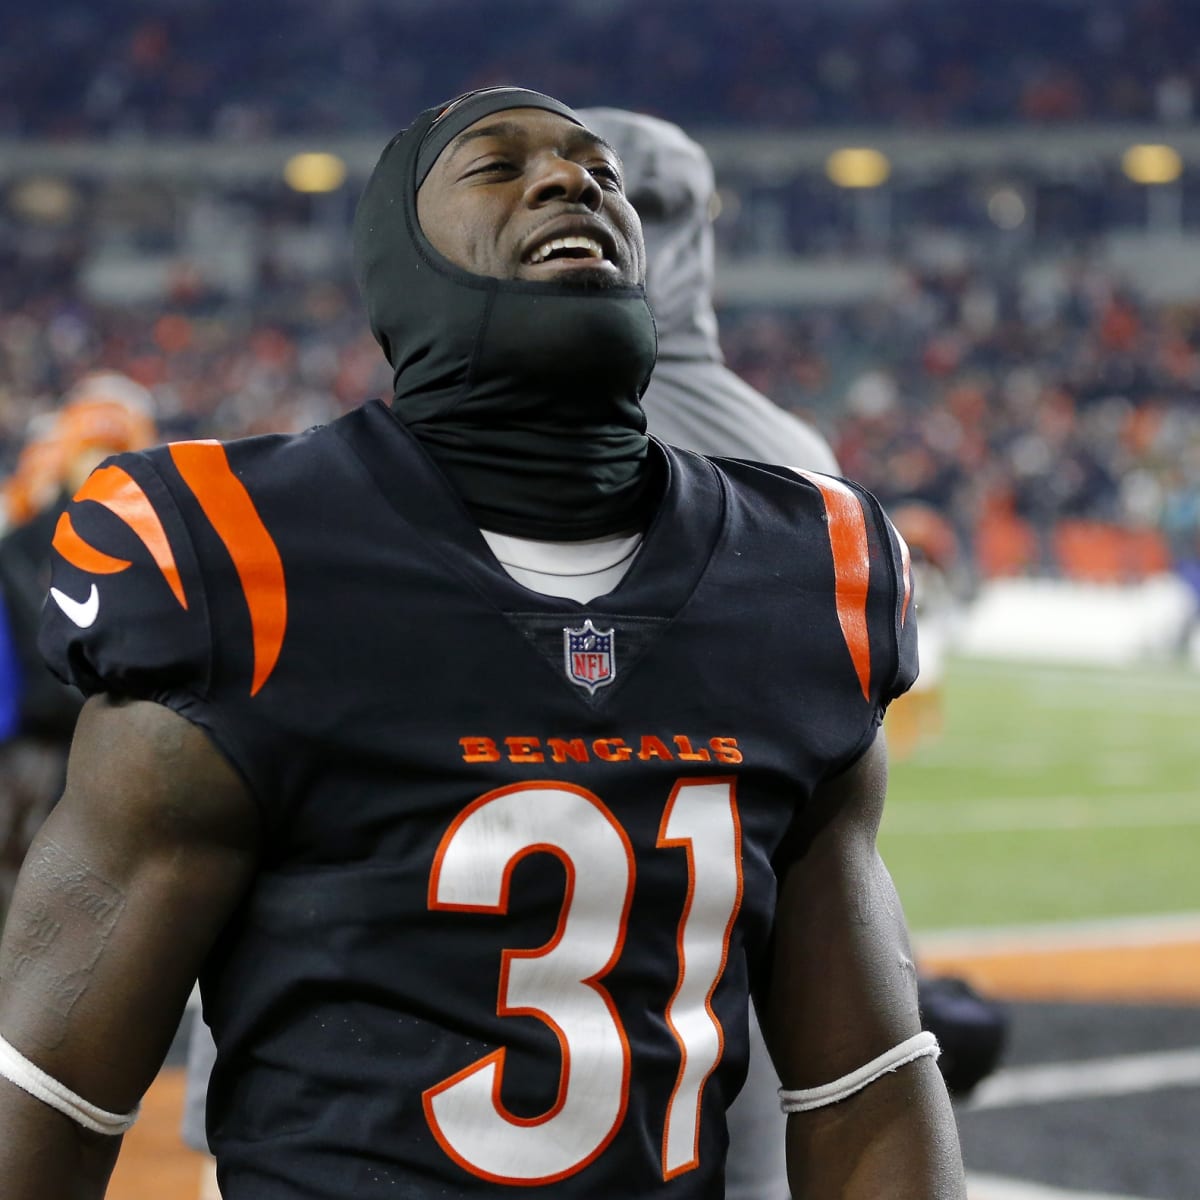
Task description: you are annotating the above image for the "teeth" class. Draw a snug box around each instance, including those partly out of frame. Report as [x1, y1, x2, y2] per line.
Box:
[528, 235, 605, 265]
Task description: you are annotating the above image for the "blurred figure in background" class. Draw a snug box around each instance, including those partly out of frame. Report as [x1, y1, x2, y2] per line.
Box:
[582, 106, 837, 1200]
[580, 107, 839, 473]
[876, 502, 1009, 1100]
[883, 502, 964, 761]
[583, 106, 1006, 1199]
[1, 420, 67, 538]
[0, 372, 157, 920]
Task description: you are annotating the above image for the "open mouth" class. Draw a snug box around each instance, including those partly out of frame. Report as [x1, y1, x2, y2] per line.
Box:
[524, 235, 608, 266]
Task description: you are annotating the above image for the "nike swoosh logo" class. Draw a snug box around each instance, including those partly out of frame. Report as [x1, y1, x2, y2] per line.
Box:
[50, 584, 100, 628]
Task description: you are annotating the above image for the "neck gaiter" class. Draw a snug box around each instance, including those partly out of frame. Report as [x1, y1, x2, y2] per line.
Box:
[352, 87, 659, 539]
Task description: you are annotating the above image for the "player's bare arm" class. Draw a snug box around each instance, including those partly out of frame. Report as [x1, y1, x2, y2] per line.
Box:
[764, 733, 966, 1198]
[0, 695, 258, 1198]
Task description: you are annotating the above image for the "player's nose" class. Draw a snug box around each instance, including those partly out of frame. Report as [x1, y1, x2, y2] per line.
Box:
[524, 154, 603, 212]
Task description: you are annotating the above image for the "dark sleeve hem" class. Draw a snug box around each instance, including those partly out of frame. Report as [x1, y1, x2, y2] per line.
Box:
[150, 688, 273, 817]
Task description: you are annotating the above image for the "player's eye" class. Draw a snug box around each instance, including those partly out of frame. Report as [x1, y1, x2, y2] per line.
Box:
[466, 159, 517, 178]
[587, 163, 622, 188]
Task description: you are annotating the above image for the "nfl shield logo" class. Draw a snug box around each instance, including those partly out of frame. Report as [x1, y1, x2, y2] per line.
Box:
[563, 618, 616, 693]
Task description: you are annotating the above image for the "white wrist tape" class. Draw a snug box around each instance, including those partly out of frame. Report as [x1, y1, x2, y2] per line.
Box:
[0, 1031, 139, 1135]
[779, 1030, 940, 1113]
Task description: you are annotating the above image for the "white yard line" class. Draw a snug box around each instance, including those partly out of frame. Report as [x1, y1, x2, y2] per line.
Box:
[968, 1172, 1152, 1200]
[914, 910, 1200, 955]
[967, 1047, 1200, 1111]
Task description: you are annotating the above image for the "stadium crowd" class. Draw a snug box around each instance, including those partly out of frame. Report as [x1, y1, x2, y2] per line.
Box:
[5, 0, 1199, 139]
[2, 225, 1199, 590]
[721, 268, 1200, 580]
[3, 0, 1200, 591]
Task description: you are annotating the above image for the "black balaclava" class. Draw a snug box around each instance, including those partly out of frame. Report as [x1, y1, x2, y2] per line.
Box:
[352, 86, 660, 540]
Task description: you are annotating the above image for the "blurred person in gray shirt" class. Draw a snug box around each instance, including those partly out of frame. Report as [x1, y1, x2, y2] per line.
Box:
[582, 107, 838, 475]
[582, 105, 835, 1200]
[583, 106, 1004, 1198]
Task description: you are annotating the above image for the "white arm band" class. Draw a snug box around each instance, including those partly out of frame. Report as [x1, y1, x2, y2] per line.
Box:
[779, 1030, 940, 1113]
[0, 1031, 139, 1135]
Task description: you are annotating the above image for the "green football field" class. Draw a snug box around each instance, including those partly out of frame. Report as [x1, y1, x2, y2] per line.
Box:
[879, 655, 1200, 933]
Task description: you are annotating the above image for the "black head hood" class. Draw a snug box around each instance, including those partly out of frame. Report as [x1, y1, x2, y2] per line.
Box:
[352, 87, 660, 540]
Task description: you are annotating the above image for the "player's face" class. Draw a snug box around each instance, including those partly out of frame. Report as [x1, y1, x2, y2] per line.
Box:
[416, 108, 644, 288]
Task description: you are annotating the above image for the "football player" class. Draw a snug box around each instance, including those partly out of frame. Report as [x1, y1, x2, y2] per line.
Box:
[0, 88, 964, 1198]
[174, 104, 848, 1191]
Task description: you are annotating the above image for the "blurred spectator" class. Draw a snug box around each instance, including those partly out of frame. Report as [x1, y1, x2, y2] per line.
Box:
[0, 372, 158, 921]
[579, 106, 838, 471]
[884, 502, 965, 759]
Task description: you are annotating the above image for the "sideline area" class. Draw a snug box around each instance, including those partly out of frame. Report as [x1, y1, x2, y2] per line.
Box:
[107, 1070, 211, 1200]
[916, 913, 1200, 1003]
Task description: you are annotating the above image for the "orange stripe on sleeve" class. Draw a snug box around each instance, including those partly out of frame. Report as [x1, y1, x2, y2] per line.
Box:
[51, 511, 132, 575]
[793, 470, 872, 702]
[169, 441, 286, 696]
[74, 465, 187, 608]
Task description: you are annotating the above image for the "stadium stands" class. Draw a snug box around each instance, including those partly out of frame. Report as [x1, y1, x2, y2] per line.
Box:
[2, 0, 1199, 596]
[6, 0, 1200, 136]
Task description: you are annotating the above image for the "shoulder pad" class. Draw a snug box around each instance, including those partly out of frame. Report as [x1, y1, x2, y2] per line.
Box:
[39, 450, 210, 700]
[788, 470, 918, 708]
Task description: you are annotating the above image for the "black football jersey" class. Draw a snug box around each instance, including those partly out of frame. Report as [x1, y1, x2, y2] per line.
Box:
[40, 400, 917, 1198]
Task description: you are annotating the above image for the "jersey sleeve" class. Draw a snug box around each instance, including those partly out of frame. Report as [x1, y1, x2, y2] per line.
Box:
[37, 451, 211, 705]
[785, 468, 918, 715]
[868, 489, 919, 707]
